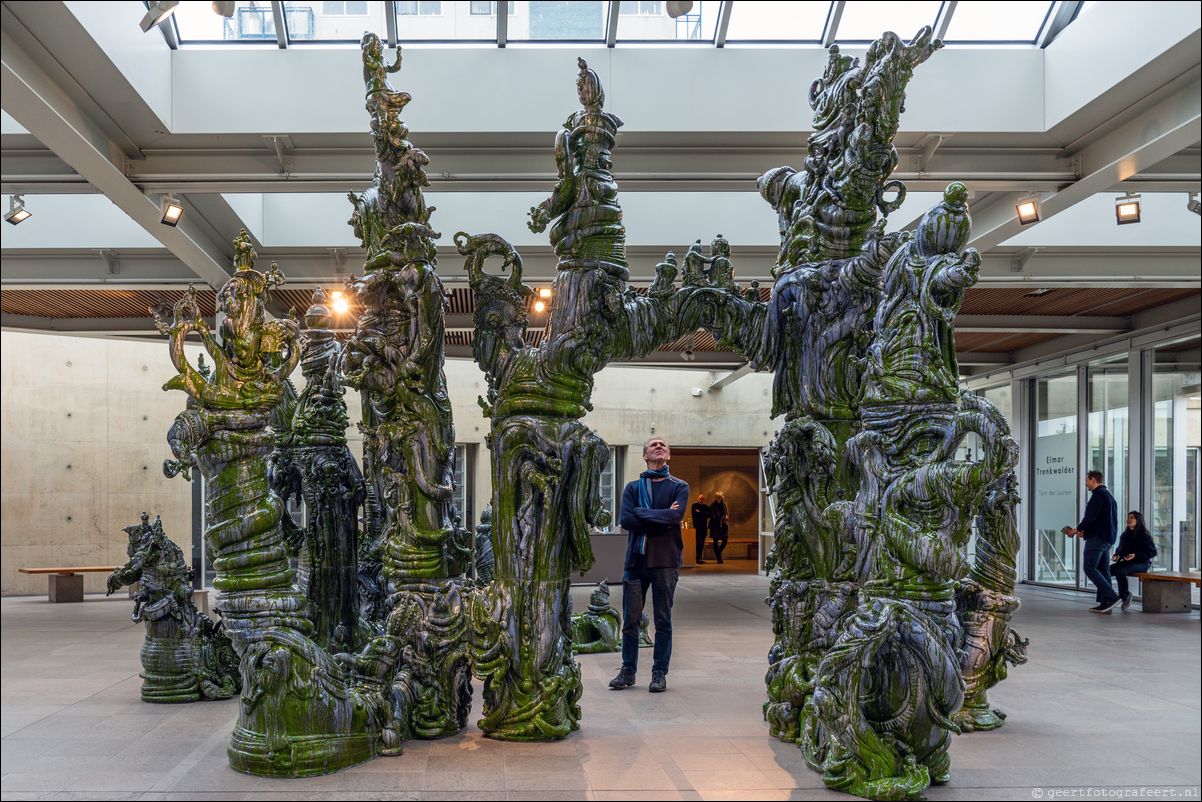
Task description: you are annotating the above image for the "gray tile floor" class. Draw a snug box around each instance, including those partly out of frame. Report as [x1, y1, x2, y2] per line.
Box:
[2, 575, 1199, 801]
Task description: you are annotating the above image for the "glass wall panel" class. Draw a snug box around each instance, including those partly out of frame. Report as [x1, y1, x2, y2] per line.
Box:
[1152, 337, 1201, 580]
[1087, 355, 1128, 529]
[1032, 372, 1078, 586]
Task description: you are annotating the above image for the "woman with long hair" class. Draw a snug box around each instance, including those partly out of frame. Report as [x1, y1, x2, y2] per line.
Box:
[1112, 511, 1158, 610]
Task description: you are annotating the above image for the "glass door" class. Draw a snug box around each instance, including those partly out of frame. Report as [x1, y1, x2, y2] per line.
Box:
[1032, 372, 1079, 587]
[1151, 337, 1201, 598]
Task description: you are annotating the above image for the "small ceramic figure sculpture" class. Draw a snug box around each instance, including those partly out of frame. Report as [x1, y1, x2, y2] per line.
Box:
[107, 513, 239, 703]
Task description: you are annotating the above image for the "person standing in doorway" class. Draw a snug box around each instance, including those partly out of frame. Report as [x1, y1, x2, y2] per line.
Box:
[691, 493, 712, 565]
[710, 492, 730, 564]
[1063, 470, 1120, 612]
[1111, 511, 1158, 610]
[611, 437, 689, 693]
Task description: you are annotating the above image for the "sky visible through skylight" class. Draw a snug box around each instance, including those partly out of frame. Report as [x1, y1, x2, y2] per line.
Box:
[169, 1, 1058, 45]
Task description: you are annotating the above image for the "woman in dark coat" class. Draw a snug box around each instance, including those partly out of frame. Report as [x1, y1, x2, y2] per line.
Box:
[1112, 510, 1158, 609]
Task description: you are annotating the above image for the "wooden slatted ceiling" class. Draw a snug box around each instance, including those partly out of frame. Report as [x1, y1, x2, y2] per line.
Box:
[955, 331, 1062, 353]
[959, 287, 1198, 317]
[3, 287, 1197, 359]
[0, 289, 216, 319]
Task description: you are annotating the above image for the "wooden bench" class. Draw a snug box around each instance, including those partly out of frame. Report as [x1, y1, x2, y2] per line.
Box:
[18, 566, 117, 603]
[1133, 571, 1201, 613]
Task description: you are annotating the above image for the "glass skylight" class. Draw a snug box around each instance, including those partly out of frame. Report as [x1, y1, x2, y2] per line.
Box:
[510, 1, 610, 42]
[835, 1, 942, 42]
[282, 1, 388, 42]
[169, 0, 1081, 47]
[723, 1, 830, 42]
[941, 1, 1055, 43]
[616, 0, 722, 43]
[173, 0, 287, 43]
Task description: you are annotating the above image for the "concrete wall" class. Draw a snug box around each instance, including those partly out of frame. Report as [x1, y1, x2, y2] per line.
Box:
[1, 331, 200, 596]
[2, 331, 776, 595]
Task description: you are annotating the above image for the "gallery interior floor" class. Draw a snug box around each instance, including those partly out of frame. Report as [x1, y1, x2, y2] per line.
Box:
[2, 574, 1198, 802]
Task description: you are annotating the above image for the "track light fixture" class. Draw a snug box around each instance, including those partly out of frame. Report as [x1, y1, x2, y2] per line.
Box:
[4, 194, 31, 226]
[1189, 193, 1201, 217]
[1114, 192, 1141, 225]
[1015, 194, 1041, 226]
[160, 195, 184, 227]
[140, 1, 180, 33]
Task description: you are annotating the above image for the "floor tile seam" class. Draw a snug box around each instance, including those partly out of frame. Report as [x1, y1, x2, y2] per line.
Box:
[639, 730, 699, 795]
[150, 715, 239, 793]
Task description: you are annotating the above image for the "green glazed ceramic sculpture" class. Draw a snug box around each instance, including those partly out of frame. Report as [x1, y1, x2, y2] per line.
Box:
[954, 472, 1029, 731]
[570, 580, 652, 654]
[270, 288, 366, 655]
[653, 29, 1025, 801]
[457, 58, 675, 741]
[341, 33, 473, 739]
[162, 235, 389, 776]
[107, 512, 240, 703]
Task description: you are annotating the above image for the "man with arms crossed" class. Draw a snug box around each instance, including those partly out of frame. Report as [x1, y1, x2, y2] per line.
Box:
[611, 437, 689, 693]
[1063, 469, 1120, 613]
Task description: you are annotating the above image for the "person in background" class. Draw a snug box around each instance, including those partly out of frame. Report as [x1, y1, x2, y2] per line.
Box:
[1111, 511, 1158, 610]
[1063, 469, 1120, 613]
[611, 437, 689, 693]
[710, 491, 730, 564]
[691, 493, 712, 565]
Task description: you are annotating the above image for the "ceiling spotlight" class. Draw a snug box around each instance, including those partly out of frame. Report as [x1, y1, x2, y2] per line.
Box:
[538, 287, 552, 299]
[160, 195, 184, 227]
[1188, 193, 1201, 217]
[666, 1, 694, 18]
[331, 291, 349, 314]
[140, 0, 180, 33]
[212, 1, 236, 17]
[533, 300, 546, 313]
[1115, 192, 1141, 225]
[1015, 194, 1041, 226]
[4, 194, 31, 226]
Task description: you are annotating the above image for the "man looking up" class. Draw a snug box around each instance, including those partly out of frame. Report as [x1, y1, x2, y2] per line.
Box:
[1063, 470, 1120, 613]
[611, 437, 689, 693]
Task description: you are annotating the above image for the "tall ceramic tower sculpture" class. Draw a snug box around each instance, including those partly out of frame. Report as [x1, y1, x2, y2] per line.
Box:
[457, 58, 675, 741]
[160, 238, 387, 776]
[270, 288, 366, 655]
[341, 34, 473, 738]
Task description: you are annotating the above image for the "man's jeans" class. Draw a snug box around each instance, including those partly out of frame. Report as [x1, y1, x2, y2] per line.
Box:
[1082, 543, 1119, 606]
[621, 566, 679, 676]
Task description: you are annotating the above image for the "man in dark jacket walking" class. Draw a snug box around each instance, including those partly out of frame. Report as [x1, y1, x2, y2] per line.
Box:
[611, 437, 689, 693]
[1065, 470, 1120, 612]
[691, 493, 712, 564]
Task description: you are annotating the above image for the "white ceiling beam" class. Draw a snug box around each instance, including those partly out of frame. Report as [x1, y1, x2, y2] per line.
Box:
[606, 1, 619, 48]
[821, 1, 845, 48]
[967, 76, 1201, 253]
[1039, 1, 1082, 48]
[714, 1, 732, 48]
[0, 23, 231, 290]
[934, 0, 956, 41]
[271, 1, 289, 49]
